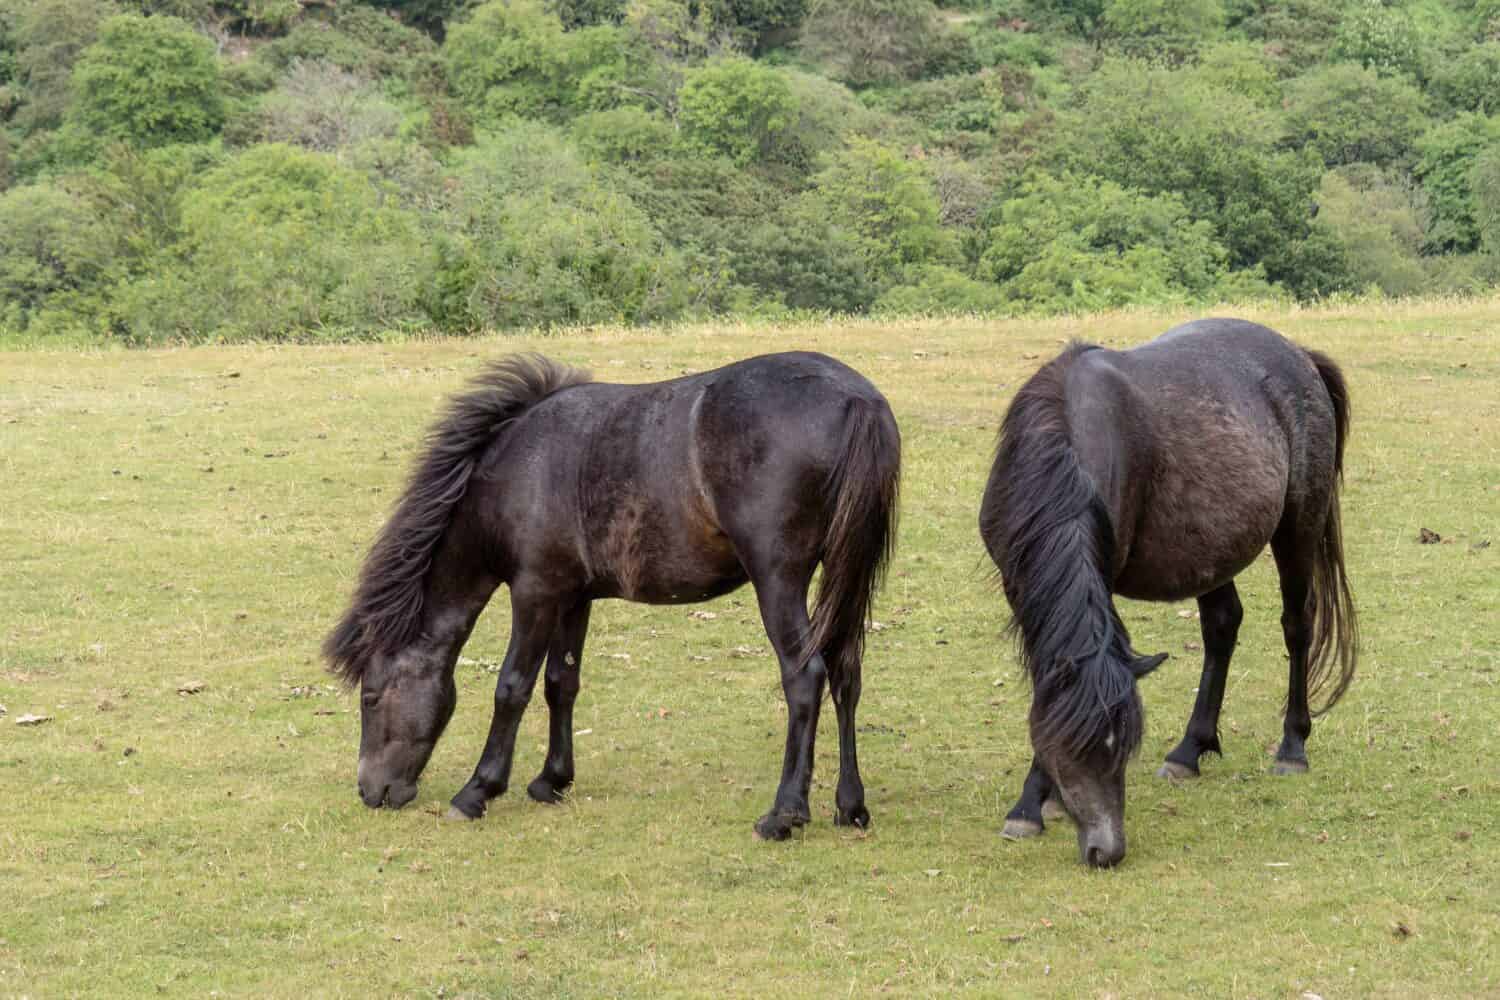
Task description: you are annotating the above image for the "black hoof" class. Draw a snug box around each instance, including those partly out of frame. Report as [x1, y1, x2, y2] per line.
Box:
[1271, 758, 1309, 776]
[1001, 817, 1043, 840]
[753, 810, 808, 841]
[526, 775, 569, 804]
[835, 804, 871, 829]
[448, 792, 487, 820]
[1157, 760, 1200, 781]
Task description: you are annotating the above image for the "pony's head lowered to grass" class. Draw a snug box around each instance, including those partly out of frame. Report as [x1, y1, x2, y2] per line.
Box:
[323, 356, 590, 808]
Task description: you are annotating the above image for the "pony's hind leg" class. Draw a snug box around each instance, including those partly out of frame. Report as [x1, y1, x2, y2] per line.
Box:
[827, 645, 868, 829]
[448, 585, 562, 820]
[1271, 538, 1314, 775]
[1159, 582, 1243, 779]
[749, 566, 826, 841]
[528, 602, 592, 804]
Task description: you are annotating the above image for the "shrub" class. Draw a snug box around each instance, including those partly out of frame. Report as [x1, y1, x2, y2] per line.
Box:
[3, 0, 114, 135]
[976, 172, 1234, 312]
[250, 61, 403, 153]
[344, 136, 447, 212]
[1430, 42, 1500, 116]
[874, 265, 1008, 314]
[1414, 113, 1500, 252]
[572, 105, 675, 163]
[771, 68, 877, 173]
[113, 144, 430, 342]
[612, 150, 790, 311]
[1330, 0, 1424, 80]
[443, 0, 635, 124]
[0, 181, 117, 332]
[802, 138, 953, 288]
[1282, 63, 1427, 167]
[798, 0, 945, 87]
[429, 126, 687, 330]
[1471, 144, 1500, 255]
[1239, 0, 1345, 73]
[256, 12, 436, 80]
[678, 56, 798, 166]
[731, 209, 877, 312]
[1313, 166, 1428, 296]
[1049, 61, 1329, 296]
[65, 14, 224, 150]
[1100, 0, 1226, 63]
[1189, 41, 1280, 106]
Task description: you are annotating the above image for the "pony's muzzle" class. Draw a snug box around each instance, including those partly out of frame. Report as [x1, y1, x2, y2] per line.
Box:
[1080, 826, 1126, 868]
[357, 758, 416, 809]
[358, 780, 387, 808]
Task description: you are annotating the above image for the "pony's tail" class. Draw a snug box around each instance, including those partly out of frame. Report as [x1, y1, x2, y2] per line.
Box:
[1304, 349, 1359, 716]
[805, 396, 902, 690]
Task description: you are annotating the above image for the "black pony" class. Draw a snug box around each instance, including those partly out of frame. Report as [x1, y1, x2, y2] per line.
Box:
[325, 352, 900, 840]
[980, 319, 1357, 867]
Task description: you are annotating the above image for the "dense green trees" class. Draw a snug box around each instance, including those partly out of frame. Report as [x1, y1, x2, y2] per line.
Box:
[4, 0, 1500, 342]
[678, 56, 798, 164]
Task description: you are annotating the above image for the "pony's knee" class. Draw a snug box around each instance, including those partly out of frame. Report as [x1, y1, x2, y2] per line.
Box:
[780, 655, 826, 700]
[545, 670, 580, 705]
[494, 677, 532, 711]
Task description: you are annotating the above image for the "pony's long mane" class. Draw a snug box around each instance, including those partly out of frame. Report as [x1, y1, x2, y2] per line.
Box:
[983, 343, 1145, 769]
[324, 355, 591, 684]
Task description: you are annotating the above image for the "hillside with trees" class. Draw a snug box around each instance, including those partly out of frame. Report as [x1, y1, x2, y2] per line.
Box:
[3, 0, 1500, 342]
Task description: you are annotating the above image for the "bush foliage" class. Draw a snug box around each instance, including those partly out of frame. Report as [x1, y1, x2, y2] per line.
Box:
[4, 0, 1500, 341]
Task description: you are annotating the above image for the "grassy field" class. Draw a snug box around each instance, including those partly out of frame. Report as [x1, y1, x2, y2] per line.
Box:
[1, 302, 1496, 998]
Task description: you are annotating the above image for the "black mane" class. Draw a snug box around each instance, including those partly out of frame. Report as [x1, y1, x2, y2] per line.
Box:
[984, 342, 1145, 770]
[323, 354, 591, 683]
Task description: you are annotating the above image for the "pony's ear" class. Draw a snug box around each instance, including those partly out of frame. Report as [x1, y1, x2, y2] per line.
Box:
[1129, 652, 1168, 679]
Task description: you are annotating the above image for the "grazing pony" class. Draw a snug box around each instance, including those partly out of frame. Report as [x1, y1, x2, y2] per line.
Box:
[979, 319, 1357, 867]
[325, 352, 900, 840]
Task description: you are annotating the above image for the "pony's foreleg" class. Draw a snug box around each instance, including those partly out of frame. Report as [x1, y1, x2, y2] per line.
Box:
[448, 590, 561, 820]
[1159, 582, 1242, 779]
[1001, 757, 1061, 839]
[751, 572, 825, 841]
[527, 602, 592, 804]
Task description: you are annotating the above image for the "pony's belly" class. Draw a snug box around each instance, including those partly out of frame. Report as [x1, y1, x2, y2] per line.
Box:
[1114, 544, 1265, 602]
[1114, 503, 1281, 602]
[594, 493, 749, 603]
[630, 572, 750, 605]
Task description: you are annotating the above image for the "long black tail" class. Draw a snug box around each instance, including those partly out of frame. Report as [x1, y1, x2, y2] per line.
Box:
[805, 396, 901, 684]
[1304, 349, 1359, 715]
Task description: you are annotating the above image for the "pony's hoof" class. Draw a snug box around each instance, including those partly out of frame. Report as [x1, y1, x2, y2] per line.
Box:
[526, 776, 568, 804]
[446, 794, 486, 821]
[753, 811, 807, 841]
[1271, 758, 1309, 776]
[834, 804, 870, 829]
[1040, 798, 1067, 821]
[1157, 760, 1200, 781]
[445, 805, 480, 822]
[1001, 818, 1043, 840]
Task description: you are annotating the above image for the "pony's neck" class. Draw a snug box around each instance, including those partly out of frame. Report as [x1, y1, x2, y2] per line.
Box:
[990, 346, 1142, 764]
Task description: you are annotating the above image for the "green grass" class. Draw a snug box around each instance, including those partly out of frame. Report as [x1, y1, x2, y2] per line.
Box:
[2, 302, 1496, 997]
